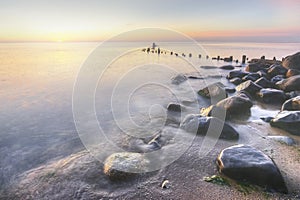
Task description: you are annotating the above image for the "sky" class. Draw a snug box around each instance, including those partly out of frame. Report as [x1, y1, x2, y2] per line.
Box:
[0, 0, 300, 42]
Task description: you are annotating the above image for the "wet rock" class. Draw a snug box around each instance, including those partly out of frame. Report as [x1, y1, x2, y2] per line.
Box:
[281, 96, 300, 111]
[200, 66, 218, 69]
[236, 80, 262, 95]
[267, 64, 288, 78]
[286, 69, 300, 78]
[276, 75, 300, 92]
[217, 144, 288, 193]
[271, 75, 285, 84]
[270, 111, 300, 135]
[282, 52, 300, 70]
[226, 70, 249, 79]
[245, 62, 266, 72]
[215, 93, 253, 118]
[260, 116, 274, 122]
[171, 74, 188, 85]
[180, 114, 239, 140]
[225, 87, 236, 93]
[254, 77, 275, 89]
[257, 70, 267, 78]
[257, 88, 287, 104]
[197, 82, 227, 101]
[242, 73, 260, 82]
[229, 77, 243, 85]
[267, 136, 296, 146]
[200, 105, 225, 118]
[167, 103, 182, 112]
[104, 152, 148, 180]
[220, 65, 234, 70]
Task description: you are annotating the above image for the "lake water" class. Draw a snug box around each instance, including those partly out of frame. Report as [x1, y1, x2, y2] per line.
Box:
[0, 42, 299, 190]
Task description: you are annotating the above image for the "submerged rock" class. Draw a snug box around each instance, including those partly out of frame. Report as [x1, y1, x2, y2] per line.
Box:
[236, 80, 262, 95]
[197, 82, 227, 101]
[180, 114, 239, 140]
[220, 65, 235, 70]
[257, 88, 287, 104]
[270, 111, 300, 135]
[282, 52, 300, 70]
[267, 136, 296, 146]
[104, 152, 148, 180]
[276, 75, 300, 92]
[171, 74, 188, 85]
[281, 96, 300, 111]
[167, 103, 182, 112]
[217, 144, 288, 193]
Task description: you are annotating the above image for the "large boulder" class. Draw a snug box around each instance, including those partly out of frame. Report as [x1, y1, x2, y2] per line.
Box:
[267, 64, 287, 78]
[270, 111, 300, 135]
[271, 75, 285, 84]
[286, 69, 300, 78]
[180, 114, 239, 140]
[281, 96, 300, 111]
[245, 62, 266, 73]
[257, 88, 287, 104]
[255, 77, 275, 88]
[276, 75, 300, 92]
[242, 73, 260, 82]
[215, 93, 253, 118]
[226, 70, 248, 79]
[217, 144, 288, 193]
[197, 82, 227, 101]
[104, 152, 148, 180]
[229, 77, 243, 85]
[282, 52, 300, 70]
[236, 80, 262, 95]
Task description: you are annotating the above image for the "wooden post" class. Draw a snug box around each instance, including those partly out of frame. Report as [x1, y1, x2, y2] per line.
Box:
[242, 55, 246, 64]
[217, 56, 220, 61]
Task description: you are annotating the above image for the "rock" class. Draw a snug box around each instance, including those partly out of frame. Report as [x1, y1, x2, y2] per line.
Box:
[180, 114, 239, 140]
[267, 136, 296, 146]
[260, 116, 274, 122]
[225, 87, 236, 93]
[271, 75, 285, 84]
[245, 62, 267, 72]
[217, 144, 288, 193]
[282, 52, 300, 70]
[236, 80, 262, 95]
[257, 88, 287, 104]
[200, 66, 218, 69]
[257, 70, 267, 78]
[286, 69, 300, 78]
[197, 82, 227, 101]
[267, 64, 288, 78]
[281, 96, 300, 111]
[270, 111, 300, 135]
[226, 70, 249, 79]
[229, 77, 243, 85]
[215, 93, 253, 118]
[276, 75, 300, 92]
[167, 103, 182, 112]
[200, 105, 225, 118]
[161, 180, 171, 189]
[254, 77, 275, 88]
[171, 74, 188, 85]
[104, 152, 148, 180]
[220, 65, 235, 70]
[242, 73, 260, 82]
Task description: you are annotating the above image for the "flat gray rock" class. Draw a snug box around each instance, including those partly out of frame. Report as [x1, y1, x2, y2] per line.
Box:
[217, 144, 288, 193]
[270, 111, 300, 135]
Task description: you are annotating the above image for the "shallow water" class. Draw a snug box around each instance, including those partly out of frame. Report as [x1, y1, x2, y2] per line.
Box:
[0, 42, 299, 191]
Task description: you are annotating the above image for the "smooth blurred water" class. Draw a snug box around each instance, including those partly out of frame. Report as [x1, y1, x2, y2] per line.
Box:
[0, 42, 299, 189]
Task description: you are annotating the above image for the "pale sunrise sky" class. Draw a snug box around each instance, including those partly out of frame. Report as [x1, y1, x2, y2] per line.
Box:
[0, 0, 300, 42]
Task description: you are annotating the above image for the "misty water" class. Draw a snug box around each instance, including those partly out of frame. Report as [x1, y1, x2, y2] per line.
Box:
[0, 42, 300, 190]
